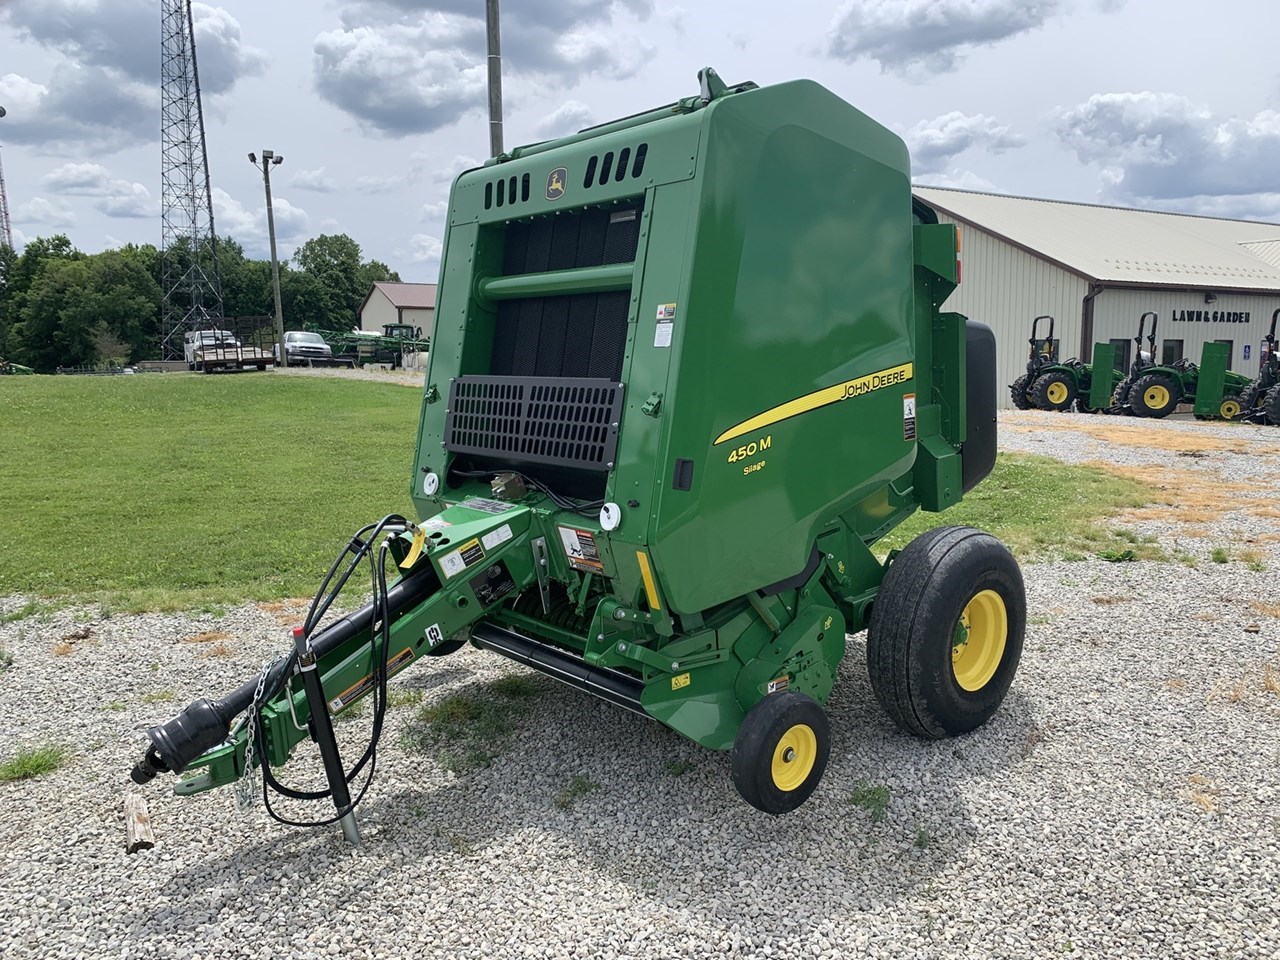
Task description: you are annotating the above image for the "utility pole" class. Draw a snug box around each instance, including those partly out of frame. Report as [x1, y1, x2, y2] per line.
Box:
[249, 151, 287, 368]
[0, 107, 12, 251]
[485, 0, 503, 157]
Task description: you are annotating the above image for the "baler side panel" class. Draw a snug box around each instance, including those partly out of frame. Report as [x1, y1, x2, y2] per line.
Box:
[649, 82, 918, 614]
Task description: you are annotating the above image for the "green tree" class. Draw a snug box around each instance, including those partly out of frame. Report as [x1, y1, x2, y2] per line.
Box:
[86, 251, 163, 360]
[12, 259, 100, 371]
[279, 268, 328, 331]
[293, 233, 363, 327]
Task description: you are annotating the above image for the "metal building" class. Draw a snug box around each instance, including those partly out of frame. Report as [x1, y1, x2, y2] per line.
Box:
[913, 187, 1280, 408]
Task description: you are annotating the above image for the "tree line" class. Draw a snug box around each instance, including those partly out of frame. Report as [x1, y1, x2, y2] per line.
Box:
[0, 233, 400, 372]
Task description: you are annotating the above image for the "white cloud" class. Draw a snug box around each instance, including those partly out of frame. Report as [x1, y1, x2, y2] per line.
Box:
[0, 67, 152, 152]
[41, 163, 160, 219]
[913, 169, 1000, 192]
[421, 200, 450, 221]
[189, 2, 268, 95]
[826, 0, 1105, 77]
[1056, 93, 1280, 215]
[16, 197, 77, 229]
[407, 233, 443, 263]
[293, 168, 340, 193]
[905, 112, 1025, 174]
[536, 101, 595, 139]
[312, 19, 489, 137]
[212, 188, 311, 257]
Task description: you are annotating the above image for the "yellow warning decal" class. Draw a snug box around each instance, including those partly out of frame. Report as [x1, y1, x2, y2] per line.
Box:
[671, 672, 691, 691]
[714, 362, 914, 445]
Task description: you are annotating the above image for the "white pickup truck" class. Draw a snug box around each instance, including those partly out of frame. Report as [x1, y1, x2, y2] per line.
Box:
[183, 329, 276, 373]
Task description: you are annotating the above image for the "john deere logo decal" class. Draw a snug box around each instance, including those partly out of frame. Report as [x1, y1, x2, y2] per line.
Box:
[546, 167, 567, 201]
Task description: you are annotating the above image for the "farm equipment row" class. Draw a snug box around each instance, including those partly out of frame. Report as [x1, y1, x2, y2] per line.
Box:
[1012, 308, 1280, 424]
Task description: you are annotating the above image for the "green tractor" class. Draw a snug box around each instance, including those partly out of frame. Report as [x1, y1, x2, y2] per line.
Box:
[1015, 315, 1120, 414]
[131, 67, 1025, 833]
[0, 356, 35, 375]
[1009, 314, 1055, 409]
[1108, 311, 1160, 415]
[1240, 308, 1279, 424]
[1127, 340, 1253, 420]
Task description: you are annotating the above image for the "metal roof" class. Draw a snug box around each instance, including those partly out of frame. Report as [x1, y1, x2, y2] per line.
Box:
[365, 282, 437, 309]
[913, 186, 1280, 292]
[1240, 238, 1280, 272]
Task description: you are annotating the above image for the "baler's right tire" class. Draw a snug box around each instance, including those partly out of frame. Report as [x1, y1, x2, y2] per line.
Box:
[867, 526, 1026, 739]
[1031, 372, 1075, 411]
[1009, 375, 1034, 410]
[1129, 373, 1180, 418]
[731, 691, 830, 815]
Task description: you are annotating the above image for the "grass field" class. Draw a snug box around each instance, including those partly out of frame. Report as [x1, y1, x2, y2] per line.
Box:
[0, 374, 421, 610]
[0, 375, 1152, 612]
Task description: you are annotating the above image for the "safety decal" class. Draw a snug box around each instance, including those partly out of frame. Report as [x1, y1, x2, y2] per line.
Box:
[422, 515, 452, 530]
[903, 392, 917, 441]
[713, 362, 914, 445]
[558, 526, 604, 573]
[470, 561, 517, 607]
[767, 676, 790, 694]
[671, 672, 691, 691]
[328, 648, 415, 714]
[424, 623, 445, 648]
[654, 303, 676, 348]
[457, 497, 515, 515]
[481, 523, 514, 551]
[439, 537, 485, 579]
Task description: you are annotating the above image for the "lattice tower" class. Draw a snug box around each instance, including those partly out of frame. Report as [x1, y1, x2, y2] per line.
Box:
[160, 0, 224, 359]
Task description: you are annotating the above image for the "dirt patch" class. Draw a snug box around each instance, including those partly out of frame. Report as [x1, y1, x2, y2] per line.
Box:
[1006, 419, 1267, 455]
[181, 630, 232, 644]
[256, 598, 312, 625]
[1084, 461, 1279, 526]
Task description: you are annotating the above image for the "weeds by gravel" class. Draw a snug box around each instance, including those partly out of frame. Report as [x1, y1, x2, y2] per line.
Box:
[0, 744, 68, 783]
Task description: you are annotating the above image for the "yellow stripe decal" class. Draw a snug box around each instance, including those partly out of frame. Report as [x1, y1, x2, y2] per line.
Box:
[635, 550, 661, 612]
[714, 362, 914, 445]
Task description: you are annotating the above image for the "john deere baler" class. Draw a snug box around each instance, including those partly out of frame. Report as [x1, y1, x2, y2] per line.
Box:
[132, 68, 1025, 836]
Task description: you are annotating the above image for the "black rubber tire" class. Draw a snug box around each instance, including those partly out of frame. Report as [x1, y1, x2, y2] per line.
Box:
[1266, 386, 1280, 426]
[1030, 372, 1076, 411]
[1009, 374, 1033, 410]
[1074, 396, 1100, 414]
[1128, 373, 1180, 418]
[731, 691, 830, 815]
[1238, 382, 1263, 416]
[866, 526, 1025, 739]
[1108, 376, 1135, 415]
[1218, 395, 1244, 421]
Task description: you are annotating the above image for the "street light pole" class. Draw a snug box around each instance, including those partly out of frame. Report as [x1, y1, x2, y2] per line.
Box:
[249, 150, 287, 368]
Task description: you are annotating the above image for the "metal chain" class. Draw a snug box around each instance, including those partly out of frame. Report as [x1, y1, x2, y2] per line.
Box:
[235, 655, 283, 813]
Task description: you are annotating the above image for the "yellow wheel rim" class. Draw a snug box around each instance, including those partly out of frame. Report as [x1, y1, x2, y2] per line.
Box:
[1045, 381, 1069, 404]
[1144, 384, 1171, 409]
[1220, 399, 1241, 420]
[770, 723, 818, 792]
[952, 589, 1008, 692]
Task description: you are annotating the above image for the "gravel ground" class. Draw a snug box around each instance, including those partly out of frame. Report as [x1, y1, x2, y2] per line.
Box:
[2, 412, 1279, 960]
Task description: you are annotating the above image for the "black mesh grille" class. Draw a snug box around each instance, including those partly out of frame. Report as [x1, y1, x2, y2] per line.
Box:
[445, 376, 624, 471]
[490, 204, 641, 381]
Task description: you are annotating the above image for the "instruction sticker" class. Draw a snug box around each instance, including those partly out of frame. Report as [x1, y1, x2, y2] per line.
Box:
[422, 515, 452, 530]
[654, 303, 676, 348]
[481, 523, 514, 551]
[439, 537, 485, 579]
[457, 497, 515, 515]
[767, 676, 790, 694]
[903, 393, 917, 441]
[558, 526, 604, 573]
[328, 648, 415, 714]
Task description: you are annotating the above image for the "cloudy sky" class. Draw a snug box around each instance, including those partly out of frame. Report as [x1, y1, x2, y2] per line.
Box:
[1, 0, 1277, 280]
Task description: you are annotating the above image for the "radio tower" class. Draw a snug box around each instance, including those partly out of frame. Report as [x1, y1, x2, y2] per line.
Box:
[159, 0, 224, 359]
[0, 147, 13, 250]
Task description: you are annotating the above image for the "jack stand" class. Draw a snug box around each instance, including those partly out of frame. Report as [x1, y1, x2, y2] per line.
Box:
[291, 626, 362, 846]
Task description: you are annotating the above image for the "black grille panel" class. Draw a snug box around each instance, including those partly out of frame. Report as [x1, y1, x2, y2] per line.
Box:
[445, 376, 624, 472]
[490, 204, 641, 381]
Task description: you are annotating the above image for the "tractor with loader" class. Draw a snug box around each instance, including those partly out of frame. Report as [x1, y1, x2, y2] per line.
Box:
[1126, 341, 1253, 420]
[1239, 308, 1279, 424]
[131, 68, 1025, 835]
[1011, 314, 1120, 414]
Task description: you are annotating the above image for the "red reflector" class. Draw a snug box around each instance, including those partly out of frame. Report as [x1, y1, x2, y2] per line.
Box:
[956, 259, 963, 284]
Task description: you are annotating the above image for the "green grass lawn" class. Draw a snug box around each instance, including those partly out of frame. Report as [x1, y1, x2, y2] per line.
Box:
[0, 375, 1153, 612]
[0, 374, 421, 610]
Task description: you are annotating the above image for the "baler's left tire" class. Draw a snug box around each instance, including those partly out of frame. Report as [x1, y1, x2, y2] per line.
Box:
[867, 526, 1025, 739]
[731, 691, 830, 815]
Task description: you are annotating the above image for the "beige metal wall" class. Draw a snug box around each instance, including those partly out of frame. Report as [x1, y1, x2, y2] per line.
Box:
[1094, 289, 1279, 374]
[359, 293, 397, 332]
[931, 215, 1090, 407]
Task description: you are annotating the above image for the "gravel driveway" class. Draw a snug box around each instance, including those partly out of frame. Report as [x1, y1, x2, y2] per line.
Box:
[2, 412, 1278, 960]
